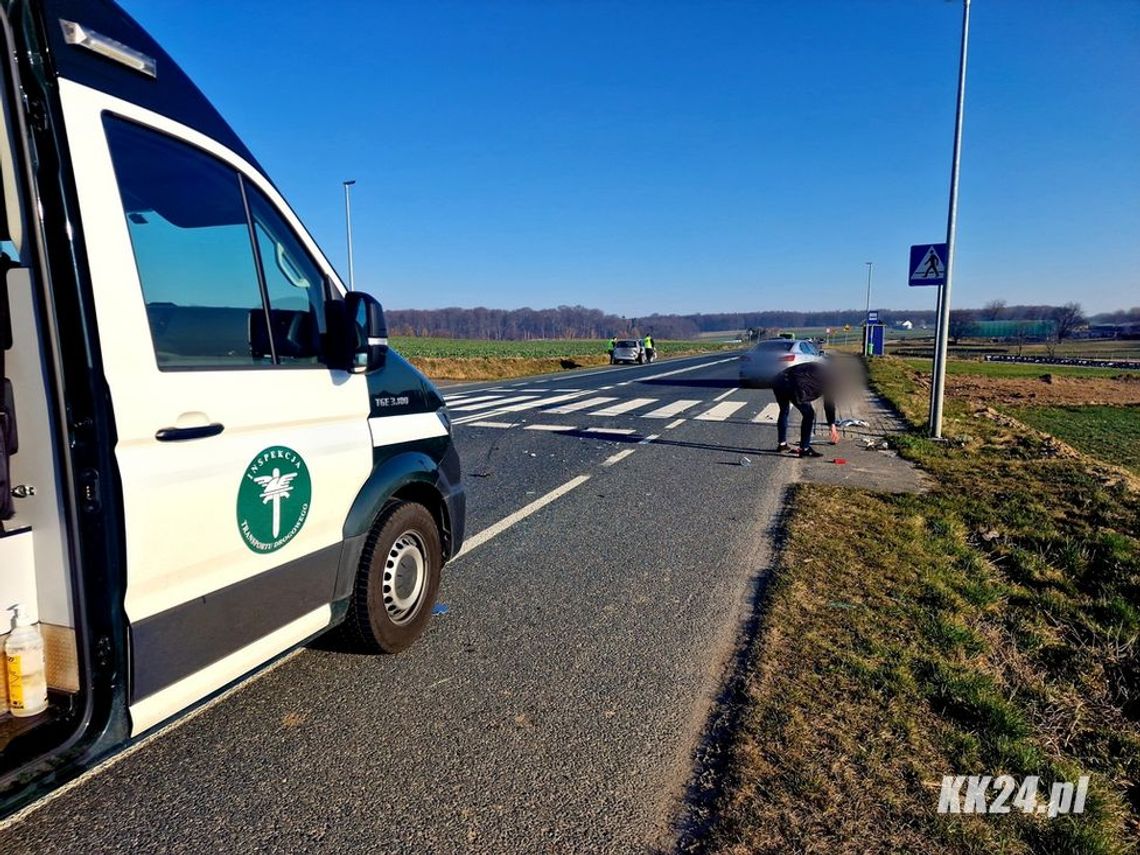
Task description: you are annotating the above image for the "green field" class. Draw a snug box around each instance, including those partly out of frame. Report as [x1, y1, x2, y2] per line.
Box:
[901, 357, 1130, 380]
[1012, 405, 1140, 475]
[389, 336, 734, 359]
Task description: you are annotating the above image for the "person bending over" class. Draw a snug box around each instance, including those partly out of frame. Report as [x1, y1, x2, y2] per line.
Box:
[771, 360, 839, 458]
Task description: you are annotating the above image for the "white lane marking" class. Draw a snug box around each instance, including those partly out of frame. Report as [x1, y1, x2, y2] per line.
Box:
[589, 397, 657, 416]
[752, 403, 780, 423]
[713, 388, 737, 402]
[642, 399, 701, 419]
[545, 396, 617, 414]
[467, 421, 519, 429]
[664, 418, 686, 430]
[369, 412, 448, 446]
[635, 356, 737, 382]
[602, 449, 636, 466]
[638, 434, 660, 445]
[584, 427, 638, 435]
[451, 394, 538, 412]
[457, 475, 591, 557]
[0, 646, 307, 832]
[524, 424, 575, 431]
[696, 401, 747, 421]
[599, 385, 615, 390]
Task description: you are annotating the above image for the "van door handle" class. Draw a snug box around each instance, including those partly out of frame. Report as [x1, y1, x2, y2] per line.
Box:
[155, 423, 225, 442]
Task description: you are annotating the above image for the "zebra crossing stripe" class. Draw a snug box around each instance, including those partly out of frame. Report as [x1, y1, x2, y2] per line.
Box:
[451, 394, 539, 412]
[589, 398, 657, 416]
[494, 391, 587, 412]
[443, 393, 504, 406]
[752, 403, 780, 423]
[642, 399, 701, 419]
[696, 401, 746, 421]
[545, 396, 617, 414]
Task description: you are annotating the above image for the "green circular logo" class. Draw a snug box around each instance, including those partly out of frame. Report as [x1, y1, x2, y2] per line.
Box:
[236, 446, 312, 553]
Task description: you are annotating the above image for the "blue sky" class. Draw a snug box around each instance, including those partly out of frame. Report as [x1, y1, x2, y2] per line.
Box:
[121, 1, 1139, 316]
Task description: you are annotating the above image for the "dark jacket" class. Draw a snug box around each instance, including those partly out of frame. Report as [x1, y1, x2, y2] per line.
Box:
[772, 361, 837, 424]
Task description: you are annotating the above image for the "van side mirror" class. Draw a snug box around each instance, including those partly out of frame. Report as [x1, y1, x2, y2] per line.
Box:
[342, 291, 388, 374]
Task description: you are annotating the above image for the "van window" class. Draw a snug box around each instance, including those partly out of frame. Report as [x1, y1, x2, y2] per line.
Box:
[104, 118, 271, 369]
[246, 187, 328, 366]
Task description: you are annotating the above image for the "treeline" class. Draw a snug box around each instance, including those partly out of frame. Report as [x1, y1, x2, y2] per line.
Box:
[386, 301, 1110, 340]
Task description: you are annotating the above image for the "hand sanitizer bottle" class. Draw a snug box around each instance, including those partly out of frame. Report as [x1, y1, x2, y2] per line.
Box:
[5, 604, 48, 717]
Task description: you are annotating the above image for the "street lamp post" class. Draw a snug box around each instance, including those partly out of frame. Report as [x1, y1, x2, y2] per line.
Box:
[929, 0, 971, 438]
[864, 261, 873, 318]
[342, 179, 357, 290]
[864, 261, 873, 355]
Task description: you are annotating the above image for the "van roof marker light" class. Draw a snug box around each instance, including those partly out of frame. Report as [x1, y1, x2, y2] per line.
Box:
[60, 20, 157, 79]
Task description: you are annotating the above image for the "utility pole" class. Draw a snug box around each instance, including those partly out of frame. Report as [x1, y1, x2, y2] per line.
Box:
[342, 179, 357, 290]
[929, 0, 971, 438]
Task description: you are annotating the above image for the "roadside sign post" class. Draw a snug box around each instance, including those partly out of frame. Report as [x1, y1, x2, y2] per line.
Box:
[928, 0, 971, 438]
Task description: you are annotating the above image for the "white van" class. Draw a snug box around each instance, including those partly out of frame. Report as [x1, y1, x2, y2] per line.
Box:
[0, 0, 465, 815]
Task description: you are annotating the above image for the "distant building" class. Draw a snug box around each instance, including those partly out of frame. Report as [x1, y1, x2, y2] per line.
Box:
[899, 320, 913, 330]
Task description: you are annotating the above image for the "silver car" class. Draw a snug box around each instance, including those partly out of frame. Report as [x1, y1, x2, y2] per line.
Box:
[738, 339, 823, 388]
[611, 338, 645, 364]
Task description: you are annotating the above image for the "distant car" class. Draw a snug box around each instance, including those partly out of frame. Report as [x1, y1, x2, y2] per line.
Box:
[611, 338, 645, 364]
[738, 339, 823, 388]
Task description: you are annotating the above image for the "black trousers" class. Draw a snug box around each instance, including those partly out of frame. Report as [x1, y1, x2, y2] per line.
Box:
[775, 390, 815, 449]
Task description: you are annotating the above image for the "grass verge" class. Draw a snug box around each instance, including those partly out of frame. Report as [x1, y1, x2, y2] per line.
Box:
[697, 357, 1139, 854]
[1010, 406, 1140, 477]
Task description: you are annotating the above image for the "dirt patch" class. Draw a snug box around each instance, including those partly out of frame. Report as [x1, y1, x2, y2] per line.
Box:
[940, 374, 1140, 407]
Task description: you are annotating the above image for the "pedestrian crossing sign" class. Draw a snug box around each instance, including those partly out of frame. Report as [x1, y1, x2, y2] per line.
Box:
[909, 243, 947, 287]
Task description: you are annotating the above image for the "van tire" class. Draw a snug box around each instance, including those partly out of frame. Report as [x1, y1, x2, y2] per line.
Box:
[345, 501, 442, 654]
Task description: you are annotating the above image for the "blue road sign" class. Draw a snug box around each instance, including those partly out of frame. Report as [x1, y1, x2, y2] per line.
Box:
[909, 243, 947, 287]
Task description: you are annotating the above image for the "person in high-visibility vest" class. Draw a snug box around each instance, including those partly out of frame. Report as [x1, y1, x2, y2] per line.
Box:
[643, 334, 655, 363]
[607, 336, 615, 355]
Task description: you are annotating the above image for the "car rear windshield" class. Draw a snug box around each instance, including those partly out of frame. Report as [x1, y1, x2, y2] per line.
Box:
[753, 341, 795, 352]
[617, 340, 639, 347]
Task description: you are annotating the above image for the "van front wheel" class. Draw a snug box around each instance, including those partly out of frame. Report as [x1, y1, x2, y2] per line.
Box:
[345, 501, 442, 654]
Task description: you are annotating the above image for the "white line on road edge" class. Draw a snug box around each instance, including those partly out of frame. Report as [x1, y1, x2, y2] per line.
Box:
[664, 418, 686, 430]
[467, 421, 520, 429]
[0, 647, 306, 833]
[638, 434, 660, 445]
[713, 387, 737, 402]
[602, 449, 636, 466]
[456, 475, 591, 558]
[524, 424, 575, 431]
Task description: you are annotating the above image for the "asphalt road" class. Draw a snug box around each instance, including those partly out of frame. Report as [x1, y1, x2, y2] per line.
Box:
[1, 351, 801, 854]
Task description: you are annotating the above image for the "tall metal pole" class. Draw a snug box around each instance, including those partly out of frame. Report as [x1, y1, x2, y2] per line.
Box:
[930, 0, 971, 438]
[343, 179, 357, 290]
[864, 261, 873, 318]
[864, 261, 873, 355]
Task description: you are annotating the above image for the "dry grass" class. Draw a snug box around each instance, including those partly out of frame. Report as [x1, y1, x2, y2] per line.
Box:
[407, 355, 611, 381]
[409, 346, 735, 381]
